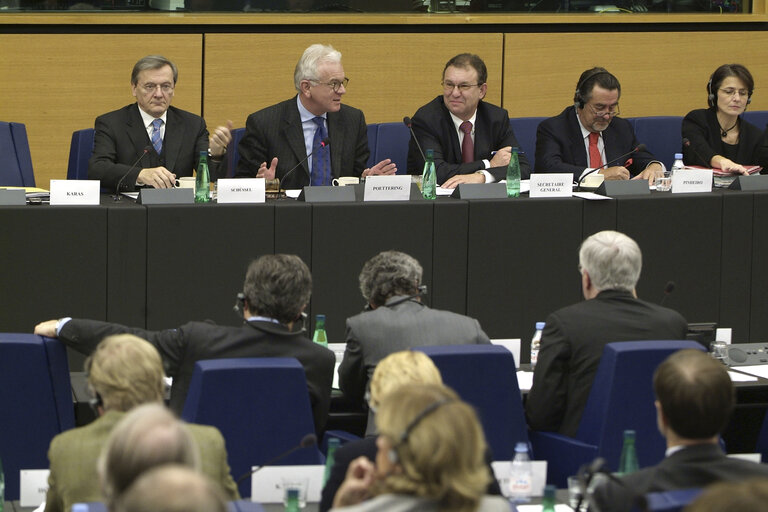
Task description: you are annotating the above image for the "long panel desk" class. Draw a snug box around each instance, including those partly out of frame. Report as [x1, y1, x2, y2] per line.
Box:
[2, 190, 767, 370]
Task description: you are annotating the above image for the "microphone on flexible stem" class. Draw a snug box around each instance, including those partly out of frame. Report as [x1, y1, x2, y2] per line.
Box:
[660, 280, 676, 306]
[576, 457, 649, 512]
[682, 138, 708, 167]
[279, 138, 330, 190]
[577, 143, 647, 190]
[113, 146, 151, 201]
[235, 433, 317, 484]
[403, 116, 427, 164]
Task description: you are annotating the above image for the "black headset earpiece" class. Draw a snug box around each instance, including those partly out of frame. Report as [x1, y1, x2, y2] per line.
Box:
[574, 69, 613, 110]
[388, 398, 455, 465]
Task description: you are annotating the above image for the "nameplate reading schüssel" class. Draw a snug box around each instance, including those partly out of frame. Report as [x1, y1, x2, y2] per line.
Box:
[217, 178, 265, 203]
[529, 174, 573, 198]
[672, 169, 712, 194]
[363, 175, 411, 201]
[49, 179, 100, 205]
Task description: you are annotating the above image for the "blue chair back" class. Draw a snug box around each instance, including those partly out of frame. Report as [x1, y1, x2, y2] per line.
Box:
[0, 122, 35, 186]
[181, 358, 323, 498]
[743, 110, 768, 131]
[416, 344, 527, 460]
[0, 334, 74, 500]
[226, 127, 247, 178]
[509, 117, 545, 175]
[631, 116, 683, 168]
[374, 122, 410, 174]
[366, 123, 378, 169]
[67, 128, 95, 180]
[634, 488, 703, 512]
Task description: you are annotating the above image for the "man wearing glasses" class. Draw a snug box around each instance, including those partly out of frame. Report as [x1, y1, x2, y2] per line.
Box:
[407, 53, 530, 187]
[89, 55, 232, 191]
[534, 67, 663, 183]
[235, 44, 395, 188]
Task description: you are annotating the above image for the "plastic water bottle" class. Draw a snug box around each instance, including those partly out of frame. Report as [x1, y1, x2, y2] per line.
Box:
[284, 488, 300, 512]
[422, 148, 437, 200]
[506, 147, 521, 198]
[671, 153, 685, 178]
[312, 314, 328, 348]
[530, 322, 545, 368]
[618, 429, 639, 475]
[195, 151, 211, 203]
[323, 437, 340, 486]
[508, 442, 532, 503]
[541, 484, 557, 512]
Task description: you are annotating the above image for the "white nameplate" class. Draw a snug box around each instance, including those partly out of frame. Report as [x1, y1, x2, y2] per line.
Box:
[672, 169, 712, 194]
[529, 174, 573, 198]
[49, 180, 100, 205]
[20, 469, 49, 507]
[250, 465, 324, 503]
[217, 178, 265, 204]
[490, 338, 521, 369]
[492, 460, 548, 498]
[363, 175, 411, 201]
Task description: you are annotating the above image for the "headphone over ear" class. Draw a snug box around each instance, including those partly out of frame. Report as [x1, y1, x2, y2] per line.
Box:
[574, 69, 613, 109]
[387, 398, 454, 464]
[708, 74, 753, 108]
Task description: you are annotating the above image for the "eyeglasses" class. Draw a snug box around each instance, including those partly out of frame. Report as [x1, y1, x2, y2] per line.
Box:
[442, 81, 482, 93]
[310, 77, 349, 93]
[587, 103, 620, 118]
[139, 83, 174, 94]
[719, 88, 749, 98]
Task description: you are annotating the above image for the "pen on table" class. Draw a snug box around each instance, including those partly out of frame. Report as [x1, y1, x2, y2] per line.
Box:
[490, 150, 525, 156]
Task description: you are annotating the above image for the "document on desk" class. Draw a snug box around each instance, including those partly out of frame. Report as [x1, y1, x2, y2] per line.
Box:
[573, 191, 612, 200]
[727, 370, 759, 382]
[729, 365, 768, 380]
[517, 371, 534, 392]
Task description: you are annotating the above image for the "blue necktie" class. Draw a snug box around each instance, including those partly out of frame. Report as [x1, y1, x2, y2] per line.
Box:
[310, 116, 330, 186]
[151, 118, 163, 154]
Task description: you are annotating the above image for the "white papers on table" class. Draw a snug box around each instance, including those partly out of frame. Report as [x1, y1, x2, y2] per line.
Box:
[728, 370, 759, 382]
[730, 365, 768, 380]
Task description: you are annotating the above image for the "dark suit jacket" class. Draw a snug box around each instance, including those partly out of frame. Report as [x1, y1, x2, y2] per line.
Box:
[525, 290, 688, 437]
[682, 108, 768, 168]
[45, 410, 239, 512]
[88, 103, 221, 192]
[592, 444, 768, 512]
[407, 96, 531, 182]
[534, 106, 659, 180]
[234, 96, 369, 188]
[58, 318, 335, 434]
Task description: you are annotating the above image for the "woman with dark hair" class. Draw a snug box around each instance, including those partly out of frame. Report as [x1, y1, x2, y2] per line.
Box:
[682, 63, 768, 174]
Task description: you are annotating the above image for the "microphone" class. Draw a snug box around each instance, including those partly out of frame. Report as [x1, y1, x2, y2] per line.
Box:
[577, 457, 649, 512]
[660, 281, 676, 306]
[235, 433, 317, 484]
[403, 116, 427, 165]
[280, 138, 330, 190]
[578, 143, 647, 189]
[682, 138, 709, 167]
[113, 146, 151, 201]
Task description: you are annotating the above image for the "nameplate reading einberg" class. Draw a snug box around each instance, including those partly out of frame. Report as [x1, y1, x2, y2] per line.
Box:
[364, 175, 411, 201]
[672, 169, 712, 194]
[529, 174, 572, 198]
[217, 178, 265, 203]
[49, 179, 100, 205]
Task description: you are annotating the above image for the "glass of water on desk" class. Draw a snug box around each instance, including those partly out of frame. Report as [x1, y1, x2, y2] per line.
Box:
[710, 340, 728, 364]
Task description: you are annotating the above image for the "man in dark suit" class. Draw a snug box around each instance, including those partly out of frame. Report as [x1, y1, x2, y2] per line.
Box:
[89, 55, 232, 192]
[534, 67, 664, 184]
[235, 44, 395, 188]
[525, 231, 688, 437]
[407, 53, 530, 186]
[34, 254, 334, 435]
[591, 349, 768, 512]
[338, 250, 490, 433]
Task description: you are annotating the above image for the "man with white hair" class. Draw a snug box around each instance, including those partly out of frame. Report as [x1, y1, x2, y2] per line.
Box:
[525, 230, 688, 437]
[235, 43, 395, 187]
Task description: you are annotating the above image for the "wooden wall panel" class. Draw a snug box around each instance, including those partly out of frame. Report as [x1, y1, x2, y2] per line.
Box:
[203, 33, 504, 128]
[0, 35, 202, 185]
[504, 32, 768, 118]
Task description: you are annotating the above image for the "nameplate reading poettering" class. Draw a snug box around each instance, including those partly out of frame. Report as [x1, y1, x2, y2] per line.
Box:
[672, 169, 712, 194]
[251, 465, 324, 503]
[363, 175, 411, 202]
[217, 178, 265, 203]
[529, 174, 573, 198]
[49, 179, 100, 205]
[20, 469, 49, 507]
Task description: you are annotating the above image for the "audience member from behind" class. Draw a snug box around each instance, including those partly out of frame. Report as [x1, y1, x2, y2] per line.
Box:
[331, 384, 510, 512]
[339, 250, 490, 433]
[114, 464, 227, 512]
[43, 334, 237, 512]
[682, 64, 768, 174]
[34, 254, 335, 434]
[684, 477, 768, 512]
[526, 230, 688, 437]
[592, 349, 768, 512]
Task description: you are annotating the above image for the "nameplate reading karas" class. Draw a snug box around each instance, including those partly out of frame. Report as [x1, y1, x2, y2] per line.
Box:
[49, 179, 100, 205]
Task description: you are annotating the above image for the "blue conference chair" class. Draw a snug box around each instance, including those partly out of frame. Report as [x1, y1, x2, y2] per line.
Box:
[0, 334, 74, 500]
[366, 123, 378, 169]
[226, 127, 246, 178]
[374, 122, 410, 174]
[416, 344, 527, 461]
[632, 116, 683, 168]
[743, 110, 768, 131]
[509, 117, 545, 176]
[529, 340, 705, 488]
[67, 128, 96, 180]
[630, 488, 703, 512]
[0, 121, 35, 186]
[181, 358, 324, 498]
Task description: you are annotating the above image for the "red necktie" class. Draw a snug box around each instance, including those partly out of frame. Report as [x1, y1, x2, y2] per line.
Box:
[588, 132, 602, 168]
[460, 121, 474, 164]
